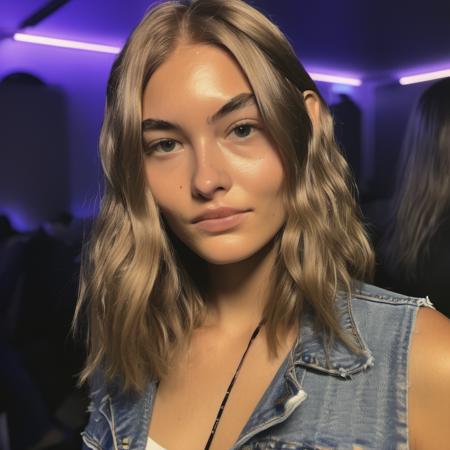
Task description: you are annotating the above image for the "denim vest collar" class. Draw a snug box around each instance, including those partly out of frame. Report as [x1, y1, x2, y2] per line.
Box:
[102, 291, 374, 450]
[292, 290, 374, 378]
[233, 291, 375, 448]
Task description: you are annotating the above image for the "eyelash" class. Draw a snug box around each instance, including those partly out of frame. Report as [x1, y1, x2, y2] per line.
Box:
[144, 122, 259, 155]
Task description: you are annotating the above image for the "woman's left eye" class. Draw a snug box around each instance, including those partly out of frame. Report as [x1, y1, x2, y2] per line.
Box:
[231, 123, 256, 138]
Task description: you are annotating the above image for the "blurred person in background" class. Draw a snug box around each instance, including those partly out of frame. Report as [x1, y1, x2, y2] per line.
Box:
[0, 212, 87, 450]
[376, 77, 450, 318]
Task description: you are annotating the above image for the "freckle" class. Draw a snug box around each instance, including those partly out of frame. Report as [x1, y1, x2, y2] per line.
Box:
[179, 185, 183, 190]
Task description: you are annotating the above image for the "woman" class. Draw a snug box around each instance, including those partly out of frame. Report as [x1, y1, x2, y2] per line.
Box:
[375, 78, 450, 318]
[75, 1, 450, 449]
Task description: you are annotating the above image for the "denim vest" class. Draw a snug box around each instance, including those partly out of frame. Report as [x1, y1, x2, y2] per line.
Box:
[81, 281, 434, 450]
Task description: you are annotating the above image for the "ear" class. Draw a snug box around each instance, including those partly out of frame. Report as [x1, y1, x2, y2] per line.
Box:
[303, 90, 320, 130]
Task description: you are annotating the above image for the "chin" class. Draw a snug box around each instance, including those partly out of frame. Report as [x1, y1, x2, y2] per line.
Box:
[197, 250, 255, 265]
[187, 235, 277, 266]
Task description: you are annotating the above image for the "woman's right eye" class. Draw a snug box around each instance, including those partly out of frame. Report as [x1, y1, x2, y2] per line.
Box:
[146, 139, 180, 154]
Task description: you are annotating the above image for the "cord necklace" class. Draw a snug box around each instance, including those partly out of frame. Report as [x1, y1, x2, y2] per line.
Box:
[204, 319, 265, 450]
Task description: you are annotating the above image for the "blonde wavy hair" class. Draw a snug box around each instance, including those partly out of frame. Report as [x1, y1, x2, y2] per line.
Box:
[380, 77, 450, 278]
[74, 0, 374, 393]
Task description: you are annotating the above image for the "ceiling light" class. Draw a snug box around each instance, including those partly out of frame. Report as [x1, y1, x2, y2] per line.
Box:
[13, 32, 121, 54]
[399, 68, 450, 85]
[309, 72, 362, 86]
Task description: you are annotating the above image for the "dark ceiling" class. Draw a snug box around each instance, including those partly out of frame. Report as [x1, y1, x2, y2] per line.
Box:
[1, 0, 449, 81]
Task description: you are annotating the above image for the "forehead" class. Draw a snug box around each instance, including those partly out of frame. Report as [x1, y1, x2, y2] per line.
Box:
[142, 43, 253, 116]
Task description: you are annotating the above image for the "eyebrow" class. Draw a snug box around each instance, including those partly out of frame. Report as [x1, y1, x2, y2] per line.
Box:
[142, 92, 256, 132]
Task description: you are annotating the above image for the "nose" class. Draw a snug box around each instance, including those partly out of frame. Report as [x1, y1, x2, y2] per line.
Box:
[191, 138, 231, 200]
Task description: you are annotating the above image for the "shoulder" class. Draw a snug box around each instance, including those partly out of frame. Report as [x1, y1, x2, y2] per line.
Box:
[348, 283, 450, 449]
[409, 307, 450, 450]
[343, 282, 450, 449]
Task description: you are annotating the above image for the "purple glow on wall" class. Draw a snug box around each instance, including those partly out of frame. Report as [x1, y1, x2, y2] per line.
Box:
[0, 208, 34, 232]
[330, 83, 356, 95]
[1, 37, 112, 224]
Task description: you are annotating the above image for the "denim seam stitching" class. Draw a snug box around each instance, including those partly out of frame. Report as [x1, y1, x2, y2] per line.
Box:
[353, 292, 426, 305]
[81, 431, 103, 450]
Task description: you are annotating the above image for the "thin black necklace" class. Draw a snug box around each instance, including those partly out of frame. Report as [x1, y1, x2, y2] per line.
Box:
[204, 319, 265, 450]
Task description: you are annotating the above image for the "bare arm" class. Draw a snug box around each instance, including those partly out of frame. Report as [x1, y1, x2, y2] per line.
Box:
[408, 307, 450, 450]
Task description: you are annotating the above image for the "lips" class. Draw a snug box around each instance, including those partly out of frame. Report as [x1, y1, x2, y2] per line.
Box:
[191, 207, 249, 224]
[191, 207, 251, 233]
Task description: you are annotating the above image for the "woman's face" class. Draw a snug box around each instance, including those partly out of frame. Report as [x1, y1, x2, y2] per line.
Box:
[142, 43, 286, 264]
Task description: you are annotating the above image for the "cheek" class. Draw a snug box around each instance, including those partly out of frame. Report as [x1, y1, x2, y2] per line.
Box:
[145, 164, 184, 211]
[239, 152, 285, 201]
[145, 164, 192, 243]
[252, 155, 286, 225]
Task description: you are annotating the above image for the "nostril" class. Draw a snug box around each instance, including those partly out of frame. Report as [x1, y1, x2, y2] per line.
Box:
[191, 172, 229, 200]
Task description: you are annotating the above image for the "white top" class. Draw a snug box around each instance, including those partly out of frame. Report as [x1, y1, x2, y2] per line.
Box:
[146, 437, 168, 450]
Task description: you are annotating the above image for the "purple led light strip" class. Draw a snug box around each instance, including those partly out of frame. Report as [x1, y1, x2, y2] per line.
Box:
[399, 68, 450, 85]
[13, 32, 121, 54]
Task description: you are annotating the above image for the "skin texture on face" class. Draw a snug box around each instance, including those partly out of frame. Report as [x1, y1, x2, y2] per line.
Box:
[142, 43, 286, 266]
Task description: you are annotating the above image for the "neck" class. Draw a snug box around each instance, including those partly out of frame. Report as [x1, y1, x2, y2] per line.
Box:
[203, 238, 278, 336]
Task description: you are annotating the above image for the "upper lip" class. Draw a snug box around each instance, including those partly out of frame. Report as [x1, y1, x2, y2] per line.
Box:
[191, 207, 249, 223]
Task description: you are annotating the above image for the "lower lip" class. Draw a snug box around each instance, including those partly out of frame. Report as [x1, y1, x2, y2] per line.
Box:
[194, 212, 250, 233]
